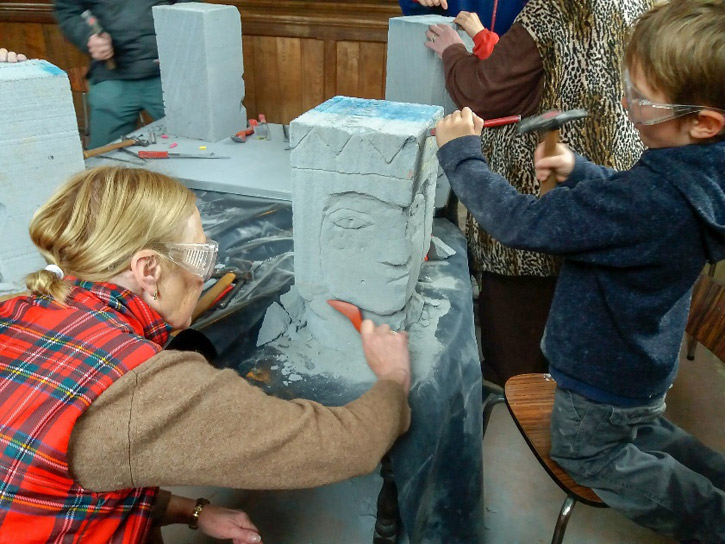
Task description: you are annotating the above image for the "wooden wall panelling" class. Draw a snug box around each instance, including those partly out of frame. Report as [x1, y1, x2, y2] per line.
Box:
[359, 41, 386, 99]
[22, 21, 46, 59]
[276, 36, 302, 123]
[251, 36, 281, 123]
[1, 0, 399, 129]
[299, 38, 325, 115]
[335, 41, 360, 98]
[241, 35, 257, 122]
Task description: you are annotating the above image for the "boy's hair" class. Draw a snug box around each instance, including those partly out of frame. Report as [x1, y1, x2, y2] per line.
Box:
[26, 166, 197, 303]
[626, 0, 725, 110]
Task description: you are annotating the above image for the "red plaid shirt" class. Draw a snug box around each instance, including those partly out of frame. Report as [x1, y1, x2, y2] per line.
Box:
[0, 280, 171, 543]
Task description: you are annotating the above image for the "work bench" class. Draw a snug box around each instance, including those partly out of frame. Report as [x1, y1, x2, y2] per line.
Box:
[86, 124, 484, 544]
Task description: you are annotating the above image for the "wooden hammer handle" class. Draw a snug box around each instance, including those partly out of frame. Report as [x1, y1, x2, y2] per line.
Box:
[192, 272, 236, 322]
[83, 138, 136, 159]
[540, 130, 560, 197]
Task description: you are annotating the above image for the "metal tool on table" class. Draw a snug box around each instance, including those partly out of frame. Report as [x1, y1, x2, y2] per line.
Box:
[81, 10, 115, 70]
[328, 299, 363, 333]
[83, 135, 150, 159]
[429, 114, 522, 136]
[231, 125, 255, 143]
[256, 114, 271, 140]
[217, 270, 253, 310]
[191, 271, 237, 322]
[137, 150, 231, 159]
[517, 108, 588, 196]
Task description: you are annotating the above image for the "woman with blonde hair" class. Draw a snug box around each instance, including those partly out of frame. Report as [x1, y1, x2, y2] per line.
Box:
[0, 166, 412, 544]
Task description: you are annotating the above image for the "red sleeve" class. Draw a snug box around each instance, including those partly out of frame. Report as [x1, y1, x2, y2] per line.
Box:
[442, 22, 544, 119]
[472, 29, 499, 60]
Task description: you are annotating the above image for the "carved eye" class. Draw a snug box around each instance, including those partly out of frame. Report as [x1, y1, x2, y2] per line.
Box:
[328, 209, 374, 230]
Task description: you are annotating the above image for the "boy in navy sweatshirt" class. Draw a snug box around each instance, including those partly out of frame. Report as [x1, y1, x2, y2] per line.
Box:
[434, 0, 725, 541]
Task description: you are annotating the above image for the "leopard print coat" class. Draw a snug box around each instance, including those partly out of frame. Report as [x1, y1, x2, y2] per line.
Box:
[466, 0, 654, 277]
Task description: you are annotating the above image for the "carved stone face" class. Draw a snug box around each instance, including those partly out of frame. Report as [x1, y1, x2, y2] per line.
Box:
[290, 96, 442, 326]
[320, 190, 428, 314]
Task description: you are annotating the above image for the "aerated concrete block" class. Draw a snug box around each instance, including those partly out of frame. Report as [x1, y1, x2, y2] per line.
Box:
[153, 2, 246, 142]
[0, 61, 85, 292]
[385, 15, 473, 114]
[289, 96, 442, 319]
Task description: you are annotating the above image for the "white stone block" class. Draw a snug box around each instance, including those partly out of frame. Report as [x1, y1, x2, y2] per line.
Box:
[0, 61, 84, 290]
[289, 96, 441, 317]
[385, 15, 473, 114]
[153, 2, 246, 142]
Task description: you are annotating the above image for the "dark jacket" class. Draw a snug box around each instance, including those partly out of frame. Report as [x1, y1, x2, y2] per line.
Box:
[438, 136, 725, 405]
[398, 0, 528, 36]
[53, 0, 192, 82]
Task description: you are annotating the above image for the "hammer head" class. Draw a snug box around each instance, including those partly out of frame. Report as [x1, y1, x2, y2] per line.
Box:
[517, 109, 588, 134]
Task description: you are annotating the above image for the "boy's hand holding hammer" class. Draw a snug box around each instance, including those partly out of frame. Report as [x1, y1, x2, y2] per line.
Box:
[534, 142, 575, 184]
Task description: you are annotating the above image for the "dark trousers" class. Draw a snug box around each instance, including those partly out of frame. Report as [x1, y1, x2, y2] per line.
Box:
[478, 272, 557, 386]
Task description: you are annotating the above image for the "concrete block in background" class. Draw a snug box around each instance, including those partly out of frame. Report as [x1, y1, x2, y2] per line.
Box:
[153, 2, 246, 142]
[0, 61, 85, 293]
[385, 15, 473, 114]
[289, 96, 442, 334]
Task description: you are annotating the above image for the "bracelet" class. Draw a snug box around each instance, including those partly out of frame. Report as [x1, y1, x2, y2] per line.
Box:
[189, 497, 210, 530]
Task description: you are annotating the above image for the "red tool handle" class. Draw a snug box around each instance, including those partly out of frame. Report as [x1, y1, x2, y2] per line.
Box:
[138, 150, 169, 159]
[483, 114, 521, 127]
[429, 114, 520, 136]
[328, 300, 363, 333]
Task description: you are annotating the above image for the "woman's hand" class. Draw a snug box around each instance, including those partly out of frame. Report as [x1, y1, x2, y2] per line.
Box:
[534, 142, 575, 183]
[424, 23, 464, 59]
[454, 11, 485, 38]
[0, 48, 27, 62]
[434, 107, 485, 148]
[415, 0, 449, 8]
[360, 319, 411, 395]
[198, 504, 262, 544]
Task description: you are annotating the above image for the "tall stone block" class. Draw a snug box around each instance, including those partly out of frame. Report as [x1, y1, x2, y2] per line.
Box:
[385, 15, 473, 114]
[0, 61, 84, 292]
[289, 96, 442, 344]
[153, 2, 246, 142]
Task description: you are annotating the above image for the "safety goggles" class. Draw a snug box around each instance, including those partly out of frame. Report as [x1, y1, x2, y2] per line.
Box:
[623, 70, 725, 126]
[157, 240, 219, 281]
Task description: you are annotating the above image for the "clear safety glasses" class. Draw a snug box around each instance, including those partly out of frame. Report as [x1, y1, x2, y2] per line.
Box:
[623, 70, 725, 126]
[157, 240, 219, 281]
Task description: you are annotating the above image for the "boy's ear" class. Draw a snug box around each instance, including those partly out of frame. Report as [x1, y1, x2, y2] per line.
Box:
[690, 110, 725, 140]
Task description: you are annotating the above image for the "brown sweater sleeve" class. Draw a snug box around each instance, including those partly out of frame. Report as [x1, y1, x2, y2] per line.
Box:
[68, 350, 410, 492]
[442, 22, 544, 119]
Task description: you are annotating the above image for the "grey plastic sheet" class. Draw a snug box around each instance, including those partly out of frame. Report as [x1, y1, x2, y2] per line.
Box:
[194, 189, 484, 544]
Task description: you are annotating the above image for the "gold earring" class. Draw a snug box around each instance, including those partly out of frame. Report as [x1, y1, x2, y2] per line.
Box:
[152, 289, 158, 301]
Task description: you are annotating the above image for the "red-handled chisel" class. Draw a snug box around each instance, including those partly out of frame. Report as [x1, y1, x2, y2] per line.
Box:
[429, 114, 521, 136]
[137, 151, 231, 159]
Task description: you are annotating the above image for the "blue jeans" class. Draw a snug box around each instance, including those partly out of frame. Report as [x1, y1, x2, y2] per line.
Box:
[87, 77, 165, 148]
[550, 387, 725, 543]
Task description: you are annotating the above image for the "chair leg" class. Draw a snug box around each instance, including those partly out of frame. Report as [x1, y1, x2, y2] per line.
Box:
[686, 334, 697, 361]
[482, 380, 505, 436]
[373, 454, 398, 544]
[483, 393, 505, 436]
[551, 495, 577, 544]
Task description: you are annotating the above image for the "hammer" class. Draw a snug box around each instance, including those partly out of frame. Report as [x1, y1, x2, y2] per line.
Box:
[517, 109, 587, 196]
[83, 135, 151, 159]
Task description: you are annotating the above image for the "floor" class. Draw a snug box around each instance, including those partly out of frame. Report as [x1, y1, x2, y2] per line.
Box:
[162, 338, 723, 544]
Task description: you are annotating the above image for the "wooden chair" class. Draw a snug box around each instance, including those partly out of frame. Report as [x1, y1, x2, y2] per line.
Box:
[66, 66, 91, 148]
[504, 373, 607, 544]
[685, 273, 725, 362]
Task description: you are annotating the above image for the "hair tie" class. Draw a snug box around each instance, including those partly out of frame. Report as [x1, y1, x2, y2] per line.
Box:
[44, 264, 64, 280]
